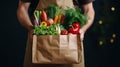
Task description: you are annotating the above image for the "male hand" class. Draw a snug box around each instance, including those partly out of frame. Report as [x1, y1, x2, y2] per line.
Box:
[80, 29, 85, 41]
[28, 29, 34, 42]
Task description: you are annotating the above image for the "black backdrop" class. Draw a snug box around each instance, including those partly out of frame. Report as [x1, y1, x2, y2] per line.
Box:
[0, 0, 120, 67]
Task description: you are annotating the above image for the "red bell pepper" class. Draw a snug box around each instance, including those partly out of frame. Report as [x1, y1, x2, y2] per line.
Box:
[68, 22, 80, 34]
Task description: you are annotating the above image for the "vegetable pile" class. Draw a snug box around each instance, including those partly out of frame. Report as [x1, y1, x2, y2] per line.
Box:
[33, 5, 88, 35]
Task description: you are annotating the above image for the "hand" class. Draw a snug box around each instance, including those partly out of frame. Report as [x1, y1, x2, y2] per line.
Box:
[79, 29, 85, 41]
[28, 29, 34, 42]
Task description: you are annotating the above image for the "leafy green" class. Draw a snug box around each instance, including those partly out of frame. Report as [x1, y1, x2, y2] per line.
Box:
[33, 5, 88, 35]
[34, 24, 59, 35]
[63, 8, 88, 29]
[45, 5, 62, 19]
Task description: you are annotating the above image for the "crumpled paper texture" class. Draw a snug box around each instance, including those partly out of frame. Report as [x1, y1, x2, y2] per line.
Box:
[32, 35, 82, 64]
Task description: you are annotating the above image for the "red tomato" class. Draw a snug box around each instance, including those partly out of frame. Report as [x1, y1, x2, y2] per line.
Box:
[61, 30, 68, 35]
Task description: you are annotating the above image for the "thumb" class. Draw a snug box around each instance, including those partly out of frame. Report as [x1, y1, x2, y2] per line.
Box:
[80, 29, 85, 41]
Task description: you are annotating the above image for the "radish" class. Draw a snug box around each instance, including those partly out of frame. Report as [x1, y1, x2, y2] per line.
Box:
[47, 18, 54, 25]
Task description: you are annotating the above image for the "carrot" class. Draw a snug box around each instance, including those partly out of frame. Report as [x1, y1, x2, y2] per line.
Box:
[58, 14, 62, 23]
[41, 10, 47, 21]
[53, 15, 59, 24]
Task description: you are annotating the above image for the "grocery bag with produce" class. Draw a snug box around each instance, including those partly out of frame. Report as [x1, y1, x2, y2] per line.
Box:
[32, 5, 88, 64]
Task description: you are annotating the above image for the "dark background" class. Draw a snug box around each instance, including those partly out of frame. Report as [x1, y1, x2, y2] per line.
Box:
[0, 0, 120, 67]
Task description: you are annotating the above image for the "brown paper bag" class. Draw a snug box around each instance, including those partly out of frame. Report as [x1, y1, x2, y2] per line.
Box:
[32, 35, 82, 64]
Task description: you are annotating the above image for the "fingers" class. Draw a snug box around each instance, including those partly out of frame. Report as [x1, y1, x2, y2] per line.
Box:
[79, 29, 85, 41]
[28, 29, 34, 41]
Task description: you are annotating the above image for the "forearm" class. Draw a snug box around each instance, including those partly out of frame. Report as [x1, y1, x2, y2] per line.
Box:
[17, 1, 33, 31]
[81, 3, 95, 32]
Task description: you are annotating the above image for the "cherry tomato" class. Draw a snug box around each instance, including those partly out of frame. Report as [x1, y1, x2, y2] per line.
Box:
[61, 30, 68, 35]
